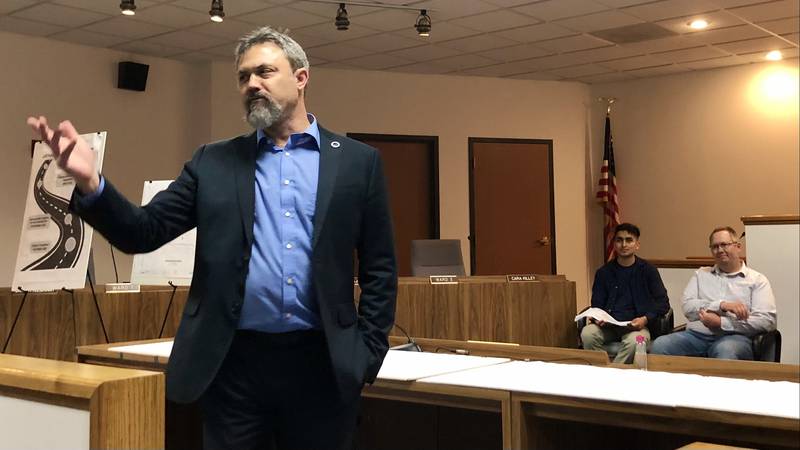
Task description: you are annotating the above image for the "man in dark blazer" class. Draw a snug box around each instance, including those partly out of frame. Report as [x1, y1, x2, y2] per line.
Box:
[27, 26, 397, 450]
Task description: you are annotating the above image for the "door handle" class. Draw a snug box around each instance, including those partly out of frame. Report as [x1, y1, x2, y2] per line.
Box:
[538, 236, 550, 246]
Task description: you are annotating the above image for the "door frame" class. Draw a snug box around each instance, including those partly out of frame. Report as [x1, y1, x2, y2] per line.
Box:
[468, 137, 556, 275]
[347, 133, 440, 239]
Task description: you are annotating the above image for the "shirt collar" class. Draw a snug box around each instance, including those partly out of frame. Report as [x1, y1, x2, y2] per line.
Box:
[713, 262, 748, 278]
[256, 113, 320, 151]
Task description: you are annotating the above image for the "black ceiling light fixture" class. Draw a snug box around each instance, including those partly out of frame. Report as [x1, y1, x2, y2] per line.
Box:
[209, 0, 225, 23]
[335, 3, 350, 30]
[119, 0, 136, 16]
[415, 9, 431, 37]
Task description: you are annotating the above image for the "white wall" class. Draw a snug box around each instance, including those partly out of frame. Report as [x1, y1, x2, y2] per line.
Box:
[0, 394, 89, 449]
[745, 223, 800, 364]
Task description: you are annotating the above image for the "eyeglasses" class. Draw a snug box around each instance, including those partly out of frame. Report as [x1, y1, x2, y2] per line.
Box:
[709, 242, 737, 251]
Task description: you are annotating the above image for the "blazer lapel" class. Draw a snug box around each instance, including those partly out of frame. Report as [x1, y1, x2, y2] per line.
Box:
[313, 127, 341, 249]
[234, 132, 257, 248]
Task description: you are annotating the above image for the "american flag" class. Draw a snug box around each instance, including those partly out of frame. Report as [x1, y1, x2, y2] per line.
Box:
[596, 115, 620, 262]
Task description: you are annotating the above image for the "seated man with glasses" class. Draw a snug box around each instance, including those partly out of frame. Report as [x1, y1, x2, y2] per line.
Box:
[651, 226, 777, 360]
[580, 223, 670, 363]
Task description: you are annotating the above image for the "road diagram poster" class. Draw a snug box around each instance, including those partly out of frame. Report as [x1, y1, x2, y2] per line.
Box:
[130, 180, 196, 286]
[12, 132, 106, 292]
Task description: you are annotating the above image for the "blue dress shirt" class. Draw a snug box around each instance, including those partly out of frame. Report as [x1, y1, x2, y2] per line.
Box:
[238, 115, 321, 332]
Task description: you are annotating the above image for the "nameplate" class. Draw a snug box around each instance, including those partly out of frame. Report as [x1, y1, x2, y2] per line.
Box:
[105, 282, 141, 293]
[506, 274, 537, 282]
[429, 275, 458, 285]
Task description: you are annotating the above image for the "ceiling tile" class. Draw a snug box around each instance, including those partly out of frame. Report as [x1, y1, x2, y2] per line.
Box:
[546, 63, 613, 78]
[576, 71, 636, 84]
[388, 62, 454, 75]
[392, 21, 481, 43]
[651, 45, 730, 62]
[305, 43, 374, 61]
[492, 22, 576, 43]
[476, 42, 552, 62]
[521, 52, 597, 70]
[284, 1, 374, 18]
[622, 0, 719, 22]
[411, 0, 501, 21]
[783, 32, 799, 43]
[458, 60, 546, 77]
[343, 53, 415, 70]
[285, 32, 332, 49]
[128, 4, 210, 28]
[170, 51, 216, 63]
[706, 0, 776, 7]
[449, 9, 540, 33]
[84, 17, 174, 39]
[623, 64, 689, 77]
[655, 10, 746, 35]
[556, 10, 644, 33]
[728, 0, 800, 22]
[11, 3, 110, 27]
[681, 55, 747, 69]
[143, 30, 229, 50]
[204, 43, 237, 57]
[0, 16, 66, 36]
[352, 9, 420, 32]
[0, 0, 41, 15]
[428, 53, 499, 70]
[737, 46, 799, 61]
[235, 5, 329, 29]
[439, 33, 520, 53]
[534, 34, 613, 52]
[621, 35, 700, 53]
[483, 0, 542, 6]
[513, 0, 609, 21]
[113, 40, 186, 57]
[190, 19, 259, 40]
[594, 0, 659, 6]
[345, 32, 424, 53]
[386, 44, 461, 62]
[171, 0, 269, 17]
[48, 29, 129, 47]
[561, 44, 643, 62]
[51, 0, 157, 16]
[717, 35, 796, 53]
[684, 24, 771, 45]
[508, 71, 565, 81]
[599, 54, 670, 70]
[757, 17, 800, 34]
[292, 22, 378, 41]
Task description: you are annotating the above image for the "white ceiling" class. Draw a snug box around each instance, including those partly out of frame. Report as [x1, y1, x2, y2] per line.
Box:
[1, 0, 798, 83]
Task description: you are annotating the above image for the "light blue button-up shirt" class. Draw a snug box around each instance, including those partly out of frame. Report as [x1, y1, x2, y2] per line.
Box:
[238, 115, 322, 332]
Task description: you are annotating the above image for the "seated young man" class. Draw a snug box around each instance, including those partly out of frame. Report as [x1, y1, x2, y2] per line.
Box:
[651, 226, 776, 360]
[581, 223, 670, 363]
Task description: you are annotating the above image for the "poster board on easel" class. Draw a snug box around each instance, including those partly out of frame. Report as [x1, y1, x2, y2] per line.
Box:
[130, 180, 196, 287]
[11, 132, 106, 292]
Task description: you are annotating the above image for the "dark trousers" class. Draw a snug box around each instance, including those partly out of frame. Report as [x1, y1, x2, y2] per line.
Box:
[201, 329, 360, 450]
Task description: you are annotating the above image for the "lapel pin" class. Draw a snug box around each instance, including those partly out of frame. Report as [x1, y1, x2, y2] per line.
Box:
[331, 141, 341, 149]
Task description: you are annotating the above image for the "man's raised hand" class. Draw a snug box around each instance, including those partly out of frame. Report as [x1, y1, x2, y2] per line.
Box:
[26, 116, 99, 194]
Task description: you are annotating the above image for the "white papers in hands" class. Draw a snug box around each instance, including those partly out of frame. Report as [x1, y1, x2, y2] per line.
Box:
[574, 307, 631, 327]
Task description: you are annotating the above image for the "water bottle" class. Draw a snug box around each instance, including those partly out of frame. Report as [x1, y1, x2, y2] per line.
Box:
[633, 335, 648, 370]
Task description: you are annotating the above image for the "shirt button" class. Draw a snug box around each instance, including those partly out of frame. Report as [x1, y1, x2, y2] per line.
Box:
[286, 243, 293, 249]
[284, 313, 292, 319]
[283, 179, 290, 185]
[286, 277, 294, 285]
[284, 211, 291, 217]
[285, 152, 291, 157]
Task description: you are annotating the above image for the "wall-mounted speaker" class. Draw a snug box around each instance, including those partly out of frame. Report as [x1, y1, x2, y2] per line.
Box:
[117, 61, 149, 92]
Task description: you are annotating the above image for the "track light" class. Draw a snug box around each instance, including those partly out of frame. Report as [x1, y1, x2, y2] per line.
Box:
[335, 3, 350, 31]
[119, 0, 136, 16]
[415, 9, 431, 37]
[209, 0, 224, 23]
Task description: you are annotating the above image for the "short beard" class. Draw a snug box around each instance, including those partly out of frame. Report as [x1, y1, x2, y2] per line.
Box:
[244, 94, 284, 130]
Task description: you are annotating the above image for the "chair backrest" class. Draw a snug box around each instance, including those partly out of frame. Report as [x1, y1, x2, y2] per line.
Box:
[410, 239, 466, 276]
[753, 329, 782, 363]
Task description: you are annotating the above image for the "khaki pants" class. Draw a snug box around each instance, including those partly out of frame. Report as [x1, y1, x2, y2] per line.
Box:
[580, 323, 651, 364]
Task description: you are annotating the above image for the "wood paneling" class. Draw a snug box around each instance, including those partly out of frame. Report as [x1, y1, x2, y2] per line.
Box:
[741, 214, 800, 225]
[0, 353, 164, 449]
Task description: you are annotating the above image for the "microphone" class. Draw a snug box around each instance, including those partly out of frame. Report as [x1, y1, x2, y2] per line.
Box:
[390, 323, 422, 352]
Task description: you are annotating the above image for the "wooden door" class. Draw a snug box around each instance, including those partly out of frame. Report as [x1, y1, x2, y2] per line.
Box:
[469, 138, 555, 275]
[348, 134, 438, 276]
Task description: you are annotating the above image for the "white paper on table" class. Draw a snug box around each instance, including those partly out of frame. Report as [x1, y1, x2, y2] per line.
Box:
[108, 340, 174, 358]
[575, 307, 631, 327]
[376, 350, 510, 381]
